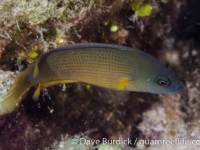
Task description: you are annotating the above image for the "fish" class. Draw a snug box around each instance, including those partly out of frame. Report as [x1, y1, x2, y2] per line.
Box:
[0, 43, 183, 115]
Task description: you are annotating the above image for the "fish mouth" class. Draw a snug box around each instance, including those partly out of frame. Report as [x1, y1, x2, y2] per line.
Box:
[174, 82, 184, 93]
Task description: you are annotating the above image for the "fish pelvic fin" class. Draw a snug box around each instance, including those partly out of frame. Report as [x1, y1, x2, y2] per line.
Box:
[0, 65, 35, 116]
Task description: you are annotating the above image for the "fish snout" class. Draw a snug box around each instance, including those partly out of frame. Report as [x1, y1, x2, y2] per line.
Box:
[175, 82, 184, 93]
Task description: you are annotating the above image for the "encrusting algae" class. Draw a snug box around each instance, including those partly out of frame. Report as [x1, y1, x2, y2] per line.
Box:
[0, 43, 183, 115]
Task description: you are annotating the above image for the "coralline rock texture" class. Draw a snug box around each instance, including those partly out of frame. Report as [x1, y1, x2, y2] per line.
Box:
[137, 95, 200, 150]
[0, 70, 15, 102]
[0, 0, 97, 26]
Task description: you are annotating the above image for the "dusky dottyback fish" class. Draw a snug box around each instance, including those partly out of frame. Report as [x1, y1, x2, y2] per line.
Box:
[0, 43, 183, 115]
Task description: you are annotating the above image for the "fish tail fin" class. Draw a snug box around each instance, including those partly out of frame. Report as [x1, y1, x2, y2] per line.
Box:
[0, 65, 35, 115]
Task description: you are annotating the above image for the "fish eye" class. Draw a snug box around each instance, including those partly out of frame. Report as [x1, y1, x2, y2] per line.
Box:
[155, 75, 171, 87]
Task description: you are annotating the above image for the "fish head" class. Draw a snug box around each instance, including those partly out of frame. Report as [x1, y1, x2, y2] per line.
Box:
[144, 72, 184, 94]
[125, 53, 184, 94]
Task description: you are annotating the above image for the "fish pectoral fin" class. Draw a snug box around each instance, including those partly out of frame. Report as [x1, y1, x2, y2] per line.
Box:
[32, 80, 77, 101]
[117, 78, 130, 90]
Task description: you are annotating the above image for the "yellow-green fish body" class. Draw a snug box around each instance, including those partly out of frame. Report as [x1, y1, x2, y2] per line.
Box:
[0, 43, 183, 115]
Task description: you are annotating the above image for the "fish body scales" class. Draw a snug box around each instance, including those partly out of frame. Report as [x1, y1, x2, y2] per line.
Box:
[39, 48, 134, 90]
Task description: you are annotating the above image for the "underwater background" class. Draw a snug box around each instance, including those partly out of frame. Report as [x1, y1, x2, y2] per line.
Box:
[0, 0, 200, 149]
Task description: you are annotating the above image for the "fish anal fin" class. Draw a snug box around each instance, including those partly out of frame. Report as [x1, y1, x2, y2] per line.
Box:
[33, 80, 76, 101]
[40, 80, 77, 88]
[33, 83, 41, 101]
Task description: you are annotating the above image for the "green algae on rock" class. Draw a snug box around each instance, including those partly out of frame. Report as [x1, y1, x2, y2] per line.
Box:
[28, 51, 38, 59]
[131, 2, 153, 17]
[110, 24, 119, 32]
